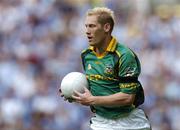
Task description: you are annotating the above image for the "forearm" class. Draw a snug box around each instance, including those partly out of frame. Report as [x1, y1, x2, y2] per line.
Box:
[90, 92, 135, 107]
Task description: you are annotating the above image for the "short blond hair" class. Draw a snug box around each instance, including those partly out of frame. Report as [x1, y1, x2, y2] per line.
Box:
[86, 7, 115, 32]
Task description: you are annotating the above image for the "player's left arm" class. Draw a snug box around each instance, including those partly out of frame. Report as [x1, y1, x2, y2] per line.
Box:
[118, 50, 140, 95]
[72, 87, 134, 106]
[115, 49, 141, 106]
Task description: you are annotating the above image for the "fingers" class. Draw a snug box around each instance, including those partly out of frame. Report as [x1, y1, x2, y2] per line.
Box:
[58, 88, 62, 93]
[72, 90, 82, 99]
[72, 95, 81, 100]
[63, 97, 74, 103]
[72, 90, 85, 102]
[59, 88, 73, 102]
[60, 93, 64, 97]
[60, 93, 64, 98]
[67, 98, 74, 103]
[58, 88, 64, 97]
[73, 90, 83, 96]
[71, 94, 84, 104]
[84, 87, 89, 92]
[59, 88, 89, 104]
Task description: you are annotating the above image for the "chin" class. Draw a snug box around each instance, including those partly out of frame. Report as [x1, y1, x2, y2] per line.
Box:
[89, 42, 96, 46]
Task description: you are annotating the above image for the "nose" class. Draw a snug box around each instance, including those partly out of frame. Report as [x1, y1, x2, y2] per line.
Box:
[85, 27, 90, 35]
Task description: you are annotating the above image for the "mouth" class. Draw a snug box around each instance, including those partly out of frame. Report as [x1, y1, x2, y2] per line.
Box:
[87, 36, 93, 42]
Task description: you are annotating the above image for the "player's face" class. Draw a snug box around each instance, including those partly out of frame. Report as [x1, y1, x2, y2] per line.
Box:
[85, 15, 106, 47]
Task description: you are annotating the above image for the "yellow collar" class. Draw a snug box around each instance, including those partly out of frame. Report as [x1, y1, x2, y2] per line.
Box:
[89, 37, 117, 52]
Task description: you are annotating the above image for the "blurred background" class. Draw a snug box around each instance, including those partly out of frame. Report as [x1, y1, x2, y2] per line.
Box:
[0, 0, 180, 130]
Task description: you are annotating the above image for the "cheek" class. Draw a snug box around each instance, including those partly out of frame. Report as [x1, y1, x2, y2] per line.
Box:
[95, 29, 104, 37]
[95, 30, 105, 40]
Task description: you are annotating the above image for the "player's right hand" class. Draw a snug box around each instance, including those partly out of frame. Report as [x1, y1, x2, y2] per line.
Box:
[58, 88, 74, 103]
[58, 88, 64, 97]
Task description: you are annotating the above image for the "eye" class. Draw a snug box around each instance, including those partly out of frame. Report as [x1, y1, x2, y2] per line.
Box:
[89, 24, 96, 28]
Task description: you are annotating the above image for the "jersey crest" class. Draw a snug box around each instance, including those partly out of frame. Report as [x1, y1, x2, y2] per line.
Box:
[104, 64, 114, 75]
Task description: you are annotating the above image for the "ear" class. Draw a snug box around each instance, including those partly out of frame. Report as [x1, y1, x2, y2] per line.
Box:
[104, 23, 111, 33]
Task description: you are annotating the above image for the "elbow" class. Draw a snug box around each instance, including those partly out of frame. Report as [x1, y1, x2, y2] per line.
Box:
[124, 94, 135, 105]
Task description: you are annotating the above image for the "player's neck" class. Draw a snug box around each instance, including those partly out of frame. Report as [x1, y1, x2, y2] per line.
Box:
[95, 35, 112, 55]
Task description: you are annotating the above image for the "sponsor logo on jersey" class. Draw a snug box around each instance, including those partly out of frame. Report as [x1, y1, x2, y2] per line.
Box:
[88, 74, 118, 81]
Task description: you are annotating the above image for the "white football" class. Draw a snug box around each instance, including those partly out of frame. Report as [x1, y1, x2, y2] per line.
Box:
[60, 72, 89, 98]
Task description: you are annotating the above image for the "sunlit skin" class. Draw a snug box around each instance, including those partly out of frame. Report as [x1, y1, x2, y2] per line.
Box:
[72, 87, 135, 107]
[85, 15, 112, 55]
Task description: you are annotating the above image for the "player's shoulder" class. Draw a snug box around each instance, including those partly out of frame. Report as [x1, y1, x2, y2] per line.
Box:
[81, 48, 89, 54]
[115, 42, 135, 58]
[81, 47, 92, 57]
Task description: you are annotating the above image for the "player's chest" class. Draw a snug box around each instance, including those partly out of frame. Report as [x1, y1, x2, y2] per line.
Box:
[84, 54, 119, 77]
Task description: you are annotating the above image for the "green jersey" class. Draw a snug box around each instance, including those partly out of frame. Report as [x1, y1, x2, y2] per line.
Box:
[81, 37, 144, 119]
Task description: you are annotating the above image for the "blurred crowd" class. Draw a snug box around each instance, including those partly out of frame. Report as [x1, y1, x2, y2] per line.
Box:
[0, 0, 180, 130]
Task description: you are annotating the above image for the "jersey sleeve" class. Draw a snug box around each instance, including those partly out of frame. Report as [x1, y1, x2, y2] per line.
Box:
[118, 51, 141, 94]
[81, 49, 89, 71]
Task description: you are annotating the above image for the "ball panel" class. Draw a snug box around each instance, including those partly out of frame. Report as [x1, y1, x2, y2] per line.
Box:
[60, 72, 89, 98]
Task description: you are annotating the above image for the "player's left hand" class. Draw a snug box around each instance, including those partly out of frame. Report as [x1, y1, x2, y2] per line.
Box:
[72, 87, 94, 106]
